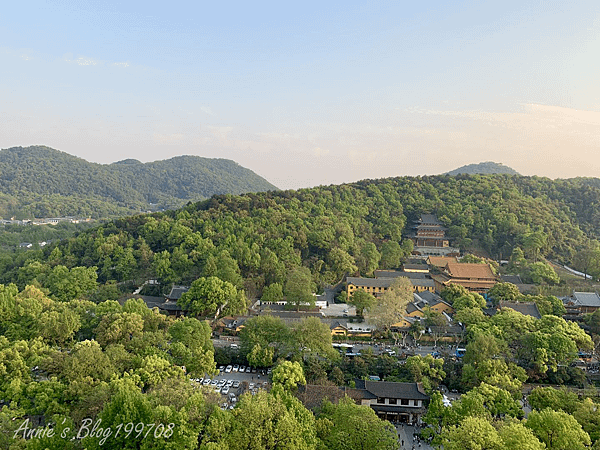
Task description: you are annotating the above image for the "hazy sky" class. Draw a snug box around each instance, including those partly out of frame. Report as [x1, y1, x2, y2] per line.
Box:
[2, 1, 600, 189]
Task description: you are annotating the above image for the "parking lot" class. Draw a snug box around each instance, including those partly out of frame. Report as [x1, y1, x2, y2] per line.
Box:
[192, 365, 271, 410]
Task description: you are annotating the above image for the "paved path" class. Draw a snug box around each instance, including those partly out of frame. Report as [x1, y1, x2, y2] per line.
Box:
[395, 424, 435, 450]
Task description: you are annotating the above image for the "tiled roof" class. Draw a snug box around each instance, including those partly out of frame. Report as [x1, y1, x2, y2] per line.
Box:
[427, 256, 459, 268]
[414, 290, 443, 303]
[330, 320, 348, 330]
[158, 302, 182, 311]
[445, 263, 495, 279]
[415, 214, 442, 225]
[375, 270, 428, 279]
[411, 279, 435, 287]
[354, 380, 429, 400]
[573, 292, 600, 308]
[370, 405, 428, 414]
[166, 285, 190, 300]
[404, 263, 430, 272]
[347, 277, 393, 288]
[406, 303, 422, 314]
[500, 275, 523, 284]
[498, 301, 542, 319]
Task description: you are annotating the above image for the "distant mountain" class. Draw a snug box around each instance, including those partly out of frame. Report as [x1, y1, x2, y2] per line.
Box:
[445, 161, 520, 176]
[0, 146, 278, 219]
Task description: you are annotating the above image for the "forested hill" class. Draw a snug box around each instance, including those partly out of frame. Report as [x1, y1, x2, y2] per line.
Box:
[0, 146, 277, 218]
[445, 161, 520, 175]
[7, 173, 600, 292]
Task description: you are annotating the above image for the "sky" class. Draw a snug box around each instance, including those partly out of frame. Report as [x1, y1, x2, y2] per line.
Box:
[1, 0, 600, 190]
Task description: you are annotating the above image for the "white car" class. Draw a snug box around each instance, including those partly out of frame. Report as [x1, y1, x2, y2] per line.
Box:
[233, 364, 239, 372]
[221, 387, 230, 395]
[225, 365, 232, 373]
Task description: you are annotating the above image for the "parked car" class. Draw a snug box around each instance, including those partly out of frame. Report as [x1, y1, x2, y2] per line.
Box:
[246, 366, 252, 373]
[239, 365, 246, 373]
[233, 364, 239, 372]
[232, 380, 240, 388]
[203, 378, 211, 386]
[221, 387, 230, 395]
[225, 365, 232, 373]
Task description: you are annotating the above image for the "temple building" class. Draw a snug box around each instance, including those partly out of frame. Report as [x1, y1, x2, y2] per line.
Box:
[431, 262, 497, 294]
[409, 214, 459, 256]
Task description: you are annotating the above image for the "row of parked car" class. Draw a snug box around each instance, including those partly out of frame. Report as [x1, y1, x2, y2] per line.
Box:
[221, 364, 268, 374]
[191, 377, 241, 396]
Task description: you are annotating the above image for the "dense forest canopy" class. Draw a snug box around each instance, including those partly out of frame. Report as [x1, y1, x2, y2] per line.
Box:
[2, 172, 600, 449]
[0, 146, 278, 219]
[6, 172, 600, 293]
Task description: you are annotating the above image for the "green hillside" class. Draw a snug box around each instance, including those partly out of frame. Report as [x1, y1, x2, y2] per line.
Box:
[6, 173, 600, 291]
[445, 161, 520, 175]
[0, 146, 278, 219]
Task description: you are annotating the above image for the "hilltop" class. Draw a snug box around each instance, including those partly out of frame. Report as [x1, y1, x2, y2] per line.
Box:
[0, 146, 277, 219]
[5, 172, 600, 290]
[445, 161, 520, 176]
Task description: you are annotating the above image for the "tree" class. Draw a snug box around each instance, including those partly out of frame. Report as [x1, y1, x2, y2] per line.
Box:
[488, 282, 522, 304]
[272, 360, 306, 391]
[379, 241, 403, 269]
[63, 339, 114, 384]
[404, 354, 446, 393]
[497, 422, 546, 450]
[356, 242, 380, 276]
[38, 302, 81, 345]
[240, 315, 290, 362]
[247, 344, 275, 368]
[168, 317, 216, 376]
[442, 416, 504, 450]
[460, 383, 523, 419]
[528, 386, 579, 414]
[441, 284, 474, 304]
[212, 388, 318, 450]
[261, 283, 283, 304]
[573, 397, 600, 443]
[526, 408, 591, 450]
[528, 262, 560, 285]
[290, 317, 338, 360]
[366, 277, 412, 331]
[284, 266, 314, 312]
[521, 230, 548, 263]
[82, 377, 155, 450]
[317, 397, 397, 450]
[178, 276, 246, 318]
[95, 312, 144, 347]
[348, 289, 377, 316]
[136, 354, 185, 388]
[573, 247, 600, 280]
[509, 246, 527, 271]
[452, 291, 486, 310]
